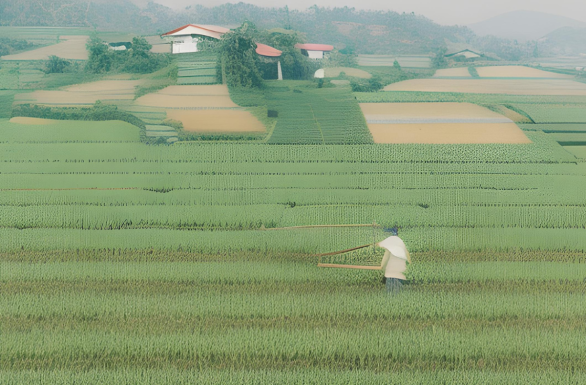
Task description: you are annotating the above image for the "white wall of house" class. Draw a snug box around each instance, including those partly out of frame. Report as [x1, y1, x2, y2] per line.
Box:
[460, 51, 480, 59]
[307, 50, 324, 60]
[172, 36, 198, 54]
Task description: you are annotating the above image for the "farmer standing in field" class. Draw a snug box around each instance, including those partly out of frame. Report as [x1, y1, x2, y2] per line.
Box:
[378, 227, 411, 292]
[317, 225, 411, 292]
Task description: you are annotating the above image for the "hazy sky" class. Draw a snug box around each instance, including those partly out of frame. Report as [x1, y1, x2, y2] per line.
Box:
[148, 0, 586, 25]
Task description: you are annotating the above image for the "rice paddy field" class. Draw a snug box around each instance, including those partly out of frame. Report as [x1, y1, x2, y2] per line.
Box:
[358, 54, 432, 68]
[360, 102, 529, 144]
[383, 78, 586, 95]
[2, 52, 586, 384]
[14, 79, 143, 106]
[1, 35, 89, 61]
[324, 67, 372, 78]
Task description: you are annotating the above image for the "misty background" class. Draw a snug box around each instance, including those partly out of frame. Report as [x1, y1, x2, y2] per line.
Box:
[1, 0, 586, 58]
[130, 0, 586, 26]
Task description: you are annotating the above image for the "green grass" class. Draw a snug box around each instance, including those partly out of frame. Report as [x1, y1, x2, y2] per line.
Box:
[511, 104, 586, 123]
[356, 92, 586, 105]
[0, 250, 585, 381]
[0, 119, 140, 143]
[0, 90, 16, 117]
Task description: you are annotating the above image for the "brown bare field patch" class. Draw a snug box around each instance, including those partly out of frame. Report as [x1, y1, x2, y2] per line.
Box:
[325, 67, 371, 79]
[360, 102, 506, 120]
[368, 123, 532, 144]
[2, 36, 88, 61]
[134, 85, 237, 108]
[136, 95, 237, 108]
[14, 80, 140, 106]
[476, 66, 572, 78]
[156, 85, 230, 96]
[14, 80, 140, 105]
[167, 110, 265, 133]
[9, 117, 58, 125]
[383, 79, 586, 95]
[433, 68, 472, 77]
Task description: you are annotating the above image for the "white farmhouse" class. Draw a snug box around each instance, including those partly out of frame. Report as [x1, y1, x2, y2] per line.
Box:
[295, 43, 334, 60]
[162, 24, 230, 54]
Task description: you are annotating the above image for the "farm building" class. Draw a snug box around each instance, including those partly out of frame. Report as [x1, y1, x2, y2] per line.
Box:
[445, 49, 483, 59]
[256, 43, 283, 80]
[162, 24, 230, 54]
[295, 43, 334, 60]
[107, 42, 131, 51]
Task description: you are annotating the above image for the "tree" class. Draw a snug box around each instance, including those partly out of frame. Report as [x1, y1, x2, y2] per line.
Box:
[432, 47, 448, 69]
[263, 32, 318, 80]
[85, 35, 111, 73]
[44, 55, 71, 73]
[130, 37, 151, 59]
[219, 21, 264, 88]
[393, 59, 402, 70]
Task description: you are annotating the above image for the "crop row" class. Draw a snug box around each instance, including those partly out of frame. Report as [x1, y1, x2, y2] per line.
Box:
[2, 260, 584, 284]
[1, 204, 585, 230]
[2, 227, 586, 252]
[1, 369, 583, 385]
[1, 158, 584, 175]
[0, 132, 573, 163]
[1, 173, 581, 190]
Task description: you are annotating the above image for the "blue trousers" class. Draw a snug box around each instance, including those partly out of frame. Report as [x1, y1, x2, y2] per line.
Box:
[386, 277, 403, 292]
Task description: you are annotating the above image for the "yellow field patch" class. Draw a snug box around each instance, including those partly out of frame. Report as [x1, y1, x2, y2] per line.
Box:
[368, 123, 532, 144]
[359, 102, 507, 120]
[324, 67, 372, 79]
[156, 85, 231, 96]
[1, 36, 88, 61]
[65, 80, 142, 93]
[9, 117, 58, 125]
[167, 110, 265, 133]
[14, 80, 141, 106]
[135, 85, 237, 108]
[360, 102, 530, 144]
[383, 79, 586, 95]
[476, 66, 572, 78]
[433, 68, 472, 77]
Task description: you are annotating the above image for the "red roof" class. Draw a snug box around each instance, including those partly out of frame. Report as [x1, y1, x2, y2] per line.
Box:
[295, 43, 334, 52]
[255, 43, 282, 57]
[162, 24, 229, 36]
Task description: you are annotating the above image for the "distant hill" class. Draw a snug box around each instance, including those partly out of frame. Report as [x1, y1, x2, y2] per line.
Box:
[539, 27, 586, 56]
[0, 0, 473, 55]
[469, 10, 586, 42]
[1, 0, 537, 59]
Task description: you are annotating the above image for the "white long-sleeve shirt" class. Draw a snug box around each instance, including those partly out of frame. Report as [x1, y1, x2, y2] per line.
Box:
[378, 236, 410, 279]
[380, 250, 407, 279]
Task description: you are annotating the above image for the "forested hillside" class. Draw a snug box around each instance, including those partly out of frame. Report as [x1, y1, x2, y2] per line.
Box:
[0, 0, 474, 55]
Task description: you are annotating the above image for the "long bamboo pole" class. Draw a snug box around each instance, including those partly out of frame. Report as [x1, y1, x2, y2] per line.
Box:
[317, 263, 381, 270]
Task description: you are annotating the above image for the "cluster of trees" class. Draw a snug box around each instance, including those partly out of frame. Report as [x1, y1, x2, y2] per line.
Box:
[1, 0, 551, 64]
[219, 22, 321, 88]
[12, 102, 145, 130]
[0, 37, 34, 57]
[85, 36, 170, 74]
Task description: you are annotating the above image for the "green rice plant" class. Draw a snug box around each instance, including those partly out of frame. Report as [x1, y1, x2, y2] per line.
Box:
[506, 104, 586, 123]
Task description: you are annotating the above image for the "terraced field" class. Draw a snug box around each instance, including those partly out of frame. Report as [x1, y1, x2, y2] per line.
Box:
[2, 60, 586, 383]
[176, 53, 219, 85]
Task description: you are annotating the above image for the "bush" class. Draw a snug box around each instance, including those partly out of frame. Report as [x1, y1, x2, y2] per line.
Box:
[44, 56, 71, 74]
[85, 35, 170, 75]
[12, 103, 146, 139]
[350, 75, 383, 92]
